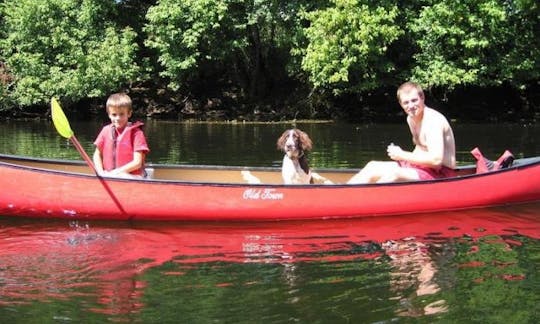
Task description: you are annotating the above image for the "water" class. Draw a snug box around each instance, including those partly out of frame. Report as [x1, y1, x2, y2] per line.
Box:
[2, 119, 540, 166]
[1, 120, 540, 323]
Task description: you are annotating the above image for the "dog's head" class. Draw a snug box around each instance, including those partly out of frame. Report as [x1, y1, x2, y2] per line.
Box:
[277, 129, 313, 159]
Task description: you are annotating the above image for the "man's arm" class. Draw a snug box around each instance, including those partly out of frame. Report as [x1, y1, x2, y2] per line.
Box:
[388, 119, 445, 167]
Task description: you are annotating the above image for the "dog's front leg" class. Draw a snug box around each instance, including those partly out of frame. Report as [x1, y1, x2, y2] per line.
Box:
[281, 156, 296, 184]
[311, 172, 333, 184]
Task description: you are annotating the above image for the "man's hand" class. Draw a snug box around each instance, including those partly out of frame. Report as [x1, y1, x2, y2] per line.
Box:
[387, 143, 404, 161]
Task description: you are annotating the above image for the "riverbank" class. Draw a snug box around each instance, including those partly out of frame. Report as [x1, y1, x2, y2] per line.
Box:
[1, 83, 538, 123]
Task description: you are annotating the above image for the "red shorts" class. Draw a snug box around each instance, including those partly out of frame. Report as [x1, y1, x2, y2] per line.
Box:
[398, 161, 455, 180]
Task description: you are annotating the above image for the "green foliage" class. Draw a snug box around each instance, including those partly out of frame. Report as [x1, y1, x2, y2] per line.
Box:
[145, 0, 311, 100]
[409, 0, 540, 90]
[298, 0, 403, 94]
[144, 0, 228, 91]
[0, 0, 139, 107]
[0, 84, 7, 111]
[0, 64, 9, 110]
[0, 0, 538, 115]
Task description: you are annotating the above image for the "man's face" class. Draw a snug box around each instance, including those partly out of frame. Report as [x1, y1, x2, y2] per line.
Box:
[399, 89, 424, 118]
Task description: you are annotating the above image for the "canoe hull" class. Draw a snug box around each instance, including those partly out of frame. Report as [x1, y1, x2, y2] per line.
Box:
[1, 154, 540, 221]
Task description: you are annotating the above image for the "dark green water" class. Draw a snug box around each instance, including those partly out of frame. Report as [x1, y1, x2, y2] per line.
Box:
[0, 120, 539, 323]
[1, 119, 539, 166]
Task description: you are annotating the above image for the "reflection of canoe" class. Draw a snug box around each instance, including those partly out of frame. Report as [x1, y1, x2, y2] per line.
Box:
[1, 204, 539, 314]
[1, 153, 540, 221]
[2, 203, 539, 266]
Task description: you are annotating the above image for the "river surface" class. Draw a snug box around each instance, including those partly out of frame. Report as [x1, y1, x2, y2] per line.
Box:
[0, 120, 539, 323]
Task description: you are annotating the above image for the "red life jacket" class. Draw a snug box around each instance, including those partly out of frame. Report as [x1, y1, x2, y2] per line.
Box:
[99, 121, 148, 175]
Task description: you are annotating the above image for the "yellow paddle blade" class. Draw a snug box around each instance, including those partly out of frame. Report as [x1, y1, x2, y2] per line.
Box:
[51, 97, 74, 139]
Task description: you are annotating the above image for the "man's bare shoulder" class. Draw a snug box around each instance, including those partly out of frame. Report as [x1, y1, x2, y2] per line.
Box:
[424, 107, 450, 125]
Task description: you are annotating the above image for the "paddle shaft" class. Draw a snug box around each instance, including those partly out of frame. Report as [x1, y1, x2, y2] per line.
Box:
[74, 135, 128, 215]
[69, 135, 98, 174]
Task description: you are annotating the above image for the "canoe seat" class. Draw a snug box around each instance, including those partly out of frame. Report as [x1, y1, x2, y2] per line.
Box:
[471, 148, 514, 174]
[241, 170, 262, 184]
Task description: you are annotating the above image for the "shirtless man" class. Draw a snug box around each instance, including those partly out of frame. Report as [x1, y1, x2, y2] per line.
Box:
[347, 81, 456, 184]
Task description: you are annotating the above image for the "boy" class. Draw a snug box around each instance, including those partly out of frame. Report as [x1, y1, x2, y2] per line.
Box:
[93, 93, 149, 178]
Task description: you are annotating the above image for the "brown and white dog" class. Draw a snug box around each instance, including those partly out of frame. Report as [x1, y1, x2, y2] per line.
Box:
[277, 129, 332, 184]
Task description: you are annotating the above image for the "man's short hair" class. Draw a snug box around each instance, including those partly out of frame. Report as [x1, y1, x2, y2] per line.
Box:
[397, 81, 424, 102]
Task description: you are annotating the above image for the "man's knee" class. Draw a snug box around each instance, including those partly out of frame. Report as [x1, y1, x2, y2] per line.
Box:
[364, 161, 384, 170]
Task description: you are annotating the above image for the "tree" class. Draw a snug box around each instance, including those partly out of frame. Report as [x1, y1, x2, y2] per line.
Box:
[297, 0, 403, 94]
[145, 0, 312, 102]
[0, 0, 139, 107]
[144, 0, 228, 92]
[409, 0, 540, 90]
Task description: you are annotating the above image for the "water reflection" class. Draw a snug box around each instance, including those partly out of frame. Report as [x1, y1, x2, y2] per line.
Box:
[1, 120, 539, 167]
[384, 238, 448, 317]
[1, 202, 539, 321]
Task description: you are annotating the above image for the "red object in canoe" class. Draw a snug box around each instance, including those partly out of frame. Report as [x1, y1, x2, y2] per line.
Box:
[1, 154, 540, 221]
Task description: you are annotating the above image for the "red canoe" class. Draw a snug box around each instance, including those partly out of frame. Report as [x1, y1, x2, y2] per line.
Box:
[1, 153, 539, 221]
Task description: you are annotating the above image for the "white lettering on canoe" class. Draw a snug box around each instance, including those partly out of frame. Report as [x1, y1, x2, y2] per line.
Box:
[63, 209, 77, 216]
[243, 188, 284, 200]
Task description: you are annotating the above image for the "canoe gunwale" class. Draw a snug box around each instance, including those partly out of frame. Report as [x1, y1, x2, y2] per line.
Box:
[1, 153, 540, 188]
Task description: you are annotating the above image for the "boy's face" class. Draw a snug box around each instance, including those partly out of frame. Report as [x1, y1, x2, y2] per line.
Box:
[107, 105, 132, 129]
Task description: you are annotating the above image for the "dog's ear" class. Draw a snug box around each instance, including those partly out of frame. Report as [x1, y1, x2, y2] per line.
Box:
[297, 130, 313, 152]
[299, 156, 310, 175]
[276, 130, 288, 151]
